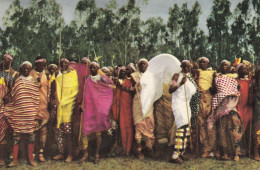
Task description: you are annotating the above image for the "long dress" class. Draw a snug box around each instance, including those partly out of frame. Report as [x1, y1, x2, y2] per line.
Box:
[120, 78, 133, 153]
[131, 71, 155, 149]
[197, 69, 215, 153]
[207, 75, 242, 154]
[237, 79, 253, 131]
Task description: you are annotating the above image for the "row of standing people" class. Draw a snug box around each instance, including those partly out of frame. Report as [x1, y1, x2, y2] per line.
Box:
[0, 54, 258, 167]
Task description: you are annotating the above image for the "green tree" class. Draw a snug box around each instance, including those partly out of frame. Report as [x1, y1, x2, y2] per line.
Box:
[207, 0, 232, 65]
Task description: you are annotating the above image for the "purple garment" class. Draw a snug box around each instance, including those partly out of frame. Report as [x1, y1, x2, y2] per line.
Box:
[82, 75, 113, 135]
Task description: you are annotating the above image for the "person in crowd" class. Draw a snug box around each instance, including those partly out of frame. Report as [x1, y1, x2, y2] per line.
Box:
[109, 66, 126, 156]
[131, 59, 156, 159]
[169, 60, 196, 164]
[5, 61, 40, 167]
[0, 54, 16, 166]
[53, 58, 78, 163]
[195, 57, 216, 157]
[101, 67, 111, 77]
[254, 65, 260, 161]
[30, 56, 49, 162]
[207, 60, 242, 161]
[119, 64, 135, 156]
[1, 54, 19, 79]
[236, 63, 253, 156]
[81, 57, 91, 65]
[154, 80, 176, 146]
[80, 61, 113, 164]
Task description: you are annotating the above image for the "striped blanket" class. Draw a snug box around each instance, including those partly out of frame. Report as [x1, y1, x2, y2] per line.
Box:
[4, 76, 40, 133]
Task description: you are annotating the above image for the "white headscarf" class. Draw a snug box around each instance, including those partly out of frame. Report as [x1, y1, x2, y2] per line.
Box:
[20, 61, 32, 68]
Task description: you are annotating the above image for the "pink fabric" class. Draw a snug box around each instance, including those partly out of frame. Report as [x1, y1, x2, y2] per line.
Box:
[207, 76, 240, 127]
[211, 76, 239, 111]
[70, 63, 90, 105]
[82, 75, 113, 135]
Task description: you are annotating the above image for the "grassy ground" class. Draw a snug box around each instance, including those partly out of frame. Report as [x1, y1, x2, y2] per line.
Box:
[2, 155, 260, 170]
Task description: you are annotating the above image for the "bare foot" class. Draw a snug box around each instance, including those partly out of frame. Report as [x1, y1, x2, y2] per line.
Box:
[201, 152, 211, 158]
[234, 155, 239, 161]
[254, 156, 260, 161]
[53, 154, 65, 160]
[8, 160, 19, 167]
[65, 155, 73, 163]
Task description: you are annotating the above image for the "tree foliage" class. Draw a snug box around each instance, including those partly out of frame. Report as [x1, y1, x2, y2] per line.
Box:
[0, 0, 259, 67]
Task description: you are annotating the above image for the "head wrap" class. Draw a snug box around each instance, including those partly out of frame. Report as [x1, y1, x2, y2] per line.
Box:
[117, 66, 126, 73]
[48, 64, 57, 68]
[3, 54, 13, 61]
[181, 60, 191, 65]
[221, 60, 231, 65]
[35, 58, 46, 63]
[61, 58, 69, 64]
[20, 61, 32, 68]
[101, 67, 110, 72]
[82, 57, 90, 63]
[128, 63, 136, 72]
[198, 57, 209, 63]
[139, 58, 148, 63]
[236, 63, 244, 72]
[90, 61, 99, 67]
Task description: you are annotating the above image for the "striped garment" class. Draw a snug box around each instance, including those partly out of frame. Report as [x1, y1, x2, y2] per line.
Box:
[4, 76, 40, 134]
[0, 71, 13, 141]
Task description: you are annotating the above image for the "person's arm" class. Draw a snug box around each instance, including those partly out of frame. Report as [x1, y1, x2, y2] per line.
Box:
[209, 72, 217, 95]
[169, 73, 187, 94]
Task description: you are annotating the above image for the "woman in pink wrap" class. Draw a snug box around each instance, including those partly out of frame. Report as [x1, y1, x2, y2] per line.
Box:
[80, 61, 113, 164]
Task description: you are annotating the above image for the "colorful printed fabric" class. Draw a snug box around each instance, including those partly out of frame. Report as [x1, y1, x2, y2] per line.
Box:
[212, 76, 240, 112]
[154, 83, 175, 145]
[55, 122, 72, 153]
[187, 75, 200, 127]
[172, 125, 190, 159]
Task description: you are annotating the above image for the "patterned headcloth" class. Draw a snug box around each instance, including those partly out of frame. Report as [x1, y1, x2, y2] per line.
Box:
[20, 61, 32, 68]
[61, 58, 69, 64]
[3, 54, 13, 61]
[198, 57, 209, 63]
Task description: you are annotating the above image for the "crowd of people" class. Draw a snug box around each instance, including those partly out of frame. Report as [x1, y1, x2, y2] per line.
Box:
[0, 53, 259, 167]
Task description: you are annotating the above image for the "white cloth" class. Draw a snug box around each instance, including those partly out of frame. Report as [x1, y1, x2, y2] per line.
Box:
[140, 53, 181, 117]
[171, 73, 196, 129]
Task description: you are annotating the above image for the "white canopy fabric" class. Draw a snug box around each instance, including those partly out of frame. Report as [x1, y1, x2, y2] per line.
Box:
[140, 53, 181, 117]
